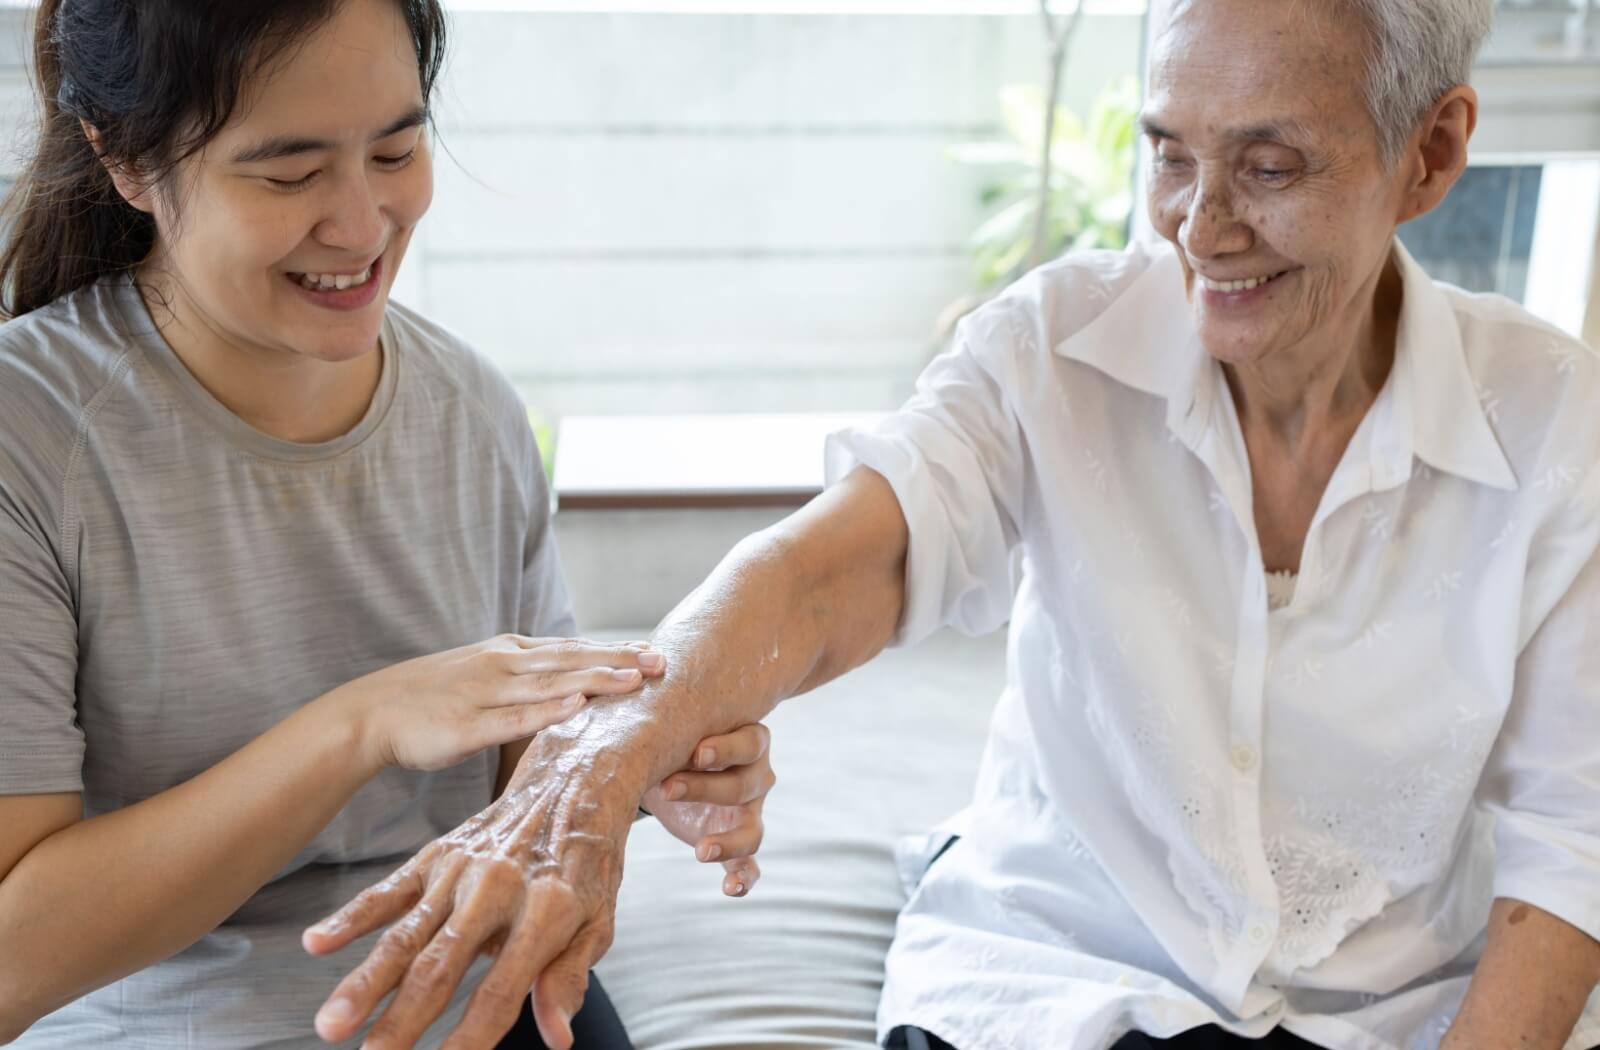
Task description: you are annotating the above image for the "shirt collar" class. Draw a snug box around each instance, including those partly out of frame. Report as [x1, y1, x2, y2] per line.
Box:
[1389, 238, 1518, 491]
[1051, 240, 1517, 492]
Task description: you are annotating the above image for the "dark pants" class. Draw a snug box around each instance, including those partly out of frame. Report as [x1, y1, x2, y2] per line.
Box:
[889, 1026, 1327, 1049]
[496, 974, 633, 1050]
[890, 1025, 1598, 1050]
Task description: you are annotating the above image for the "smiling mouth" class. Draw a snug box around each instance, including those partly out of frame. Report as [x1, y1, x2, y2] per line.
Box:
[286, 265, 376, 292]
[1196, 269, 1291, 293]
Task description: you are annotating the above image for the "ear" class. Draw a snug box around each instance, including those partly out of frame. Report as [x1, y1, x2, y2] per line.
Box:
[1395, 86, 1477, 225]
[79, 119, 158, 215]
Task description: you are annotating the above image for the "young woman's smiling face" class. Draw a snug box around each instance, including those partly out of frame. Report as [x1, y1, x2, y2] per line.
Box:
[134, 0, 433, 366]
[1142, 0, 1413, 368]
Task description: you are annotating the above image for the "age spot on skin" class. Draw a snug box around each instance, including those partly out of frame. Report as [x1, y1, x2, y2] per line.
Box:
[1508, 904, 1530, 925]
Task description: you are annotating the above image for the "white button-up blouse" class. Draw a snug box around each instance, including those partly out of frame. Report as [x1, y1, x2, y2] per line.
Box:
[826, 241, 1600, 1050]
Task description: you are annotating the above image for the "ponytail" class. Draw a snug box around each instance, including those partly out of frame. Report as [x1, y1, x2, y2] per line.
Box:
[0, 0, 155, 319]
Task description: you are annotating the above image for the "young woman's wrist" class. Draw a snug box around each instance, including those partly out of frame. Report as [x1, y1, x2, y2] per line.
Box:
[308, 679, 389, 783]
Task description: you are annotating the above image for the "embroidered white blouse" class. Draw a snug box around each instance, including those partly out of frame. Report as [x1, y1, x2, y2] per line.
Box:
[826, 240, 1600, 1050]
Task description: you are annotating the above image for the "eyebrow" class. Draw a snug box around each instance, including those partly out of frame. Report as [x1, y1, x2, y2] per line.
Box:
[229, 105, 429, 165]
[1138, 115, 1314, 147]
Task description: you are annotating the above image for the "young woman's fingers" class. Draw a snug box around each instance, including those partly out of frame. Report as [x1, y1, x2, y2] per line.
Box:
[464, 694, 587, 753]
[659, 761, 775, 808]
[312, 867, 458, 1042]
[513, 641, 666, 678]
[302, 867, 425, 956]
[695, 807, 766, 863]
[720, 856, 761, 897]
[492, 666, 650, 708]
[688, 722, 770, 772]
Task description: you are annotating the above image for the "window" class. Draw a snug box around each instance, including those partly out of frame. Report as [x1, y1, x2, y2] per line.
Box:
[408, 2, 1148, 422]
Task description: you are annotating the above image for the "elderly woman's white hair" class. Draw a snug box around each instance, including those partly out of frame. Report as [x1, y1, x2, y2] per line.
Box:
[1165, 0, 1494, 166]
[1347, 0, 1494, 165]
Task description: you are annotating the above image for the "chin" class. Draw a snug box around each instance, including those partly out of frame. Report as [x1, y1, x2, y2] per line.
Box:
[1197, 329, 1274, 366]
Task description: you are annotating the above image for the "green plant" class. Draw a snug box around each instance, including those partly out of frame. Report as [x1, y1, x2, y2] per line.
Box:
[948, 75, 1140, 294]
[527, 407, 556, 482]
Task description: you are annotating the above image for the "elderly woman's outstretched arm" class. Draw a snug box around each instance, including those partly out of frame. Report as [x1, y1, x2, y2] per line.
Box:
[1443, 898, 1600, 1049]
[301, 467, 909, 1050]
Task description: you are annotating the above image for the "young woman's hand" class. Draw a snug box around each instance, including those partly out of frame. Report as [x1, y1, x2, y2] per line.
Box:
[331, 635, 666, 774]
[641, 722, 773, 897]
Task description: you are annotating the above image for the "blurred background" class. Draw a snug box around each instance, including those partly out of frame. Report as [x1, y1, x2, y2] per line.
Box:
[1, 0, 1596, 625]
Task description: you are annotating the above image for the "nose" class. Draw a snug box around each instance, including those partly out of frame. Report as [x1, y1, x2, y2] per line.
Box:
[1178, 174, 1252, 262]
[313, 170, 389, 259]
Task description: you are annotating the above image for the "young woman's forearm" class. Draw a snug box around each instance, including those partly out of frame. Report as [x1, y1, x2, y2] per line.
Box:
[0, 692, 378, 1042]
[507, 467, 909, 797]
[1442, 897, 1600, 1050]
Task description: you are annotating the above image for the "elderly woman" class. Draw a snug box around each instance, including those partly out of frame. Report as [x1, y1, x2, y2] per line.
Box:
[309, 0, 1600, 1047]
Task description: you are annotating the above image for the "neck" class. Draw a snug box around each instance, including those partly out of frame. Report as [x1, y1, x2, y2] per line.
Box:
[137, 260, 383, 444]
[1224, 252, 1402, 451]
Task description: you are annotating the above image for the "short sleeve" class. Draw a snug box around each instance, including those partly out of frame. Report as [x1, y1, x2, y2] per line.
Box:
[824, 303, 1027, 648]
[0, 477, 84, 796]
[1480, 467, 1600, 940]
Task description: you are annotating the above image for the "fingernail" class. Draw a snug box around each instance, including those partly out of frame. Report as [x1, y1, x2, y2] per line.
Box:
[611, 668, 640, 682]
[564, 693, 585, 708]
[665, 780, 687, 801]
[733, 882, 746, 896]
[696, 748, 714, 769]
[320, 998, 355, 1027]
[701, 843, 722, 862]
[638, 652, 664, 671]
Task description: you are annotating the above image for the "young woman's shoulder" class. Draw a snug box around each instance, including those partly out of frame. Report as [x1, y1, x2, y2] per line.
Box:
[0, 280, 140, 516]
[382, 300, 543, 477]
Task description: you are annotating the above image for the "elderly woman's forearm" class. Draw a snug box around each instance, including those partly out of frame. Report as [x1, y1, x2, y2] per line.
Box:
[1442, 897, 1600, 1050]
[509, 467, 909, 796]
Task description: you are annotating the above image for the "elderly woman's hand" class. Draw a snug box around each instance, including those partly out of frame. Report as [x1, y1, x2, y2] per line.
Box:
[641, 722, 773, 897]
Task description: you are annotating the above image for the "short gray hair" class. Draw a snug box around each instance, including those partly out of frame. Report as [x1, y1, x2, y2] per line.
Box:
[1343, 0, 1495, 166]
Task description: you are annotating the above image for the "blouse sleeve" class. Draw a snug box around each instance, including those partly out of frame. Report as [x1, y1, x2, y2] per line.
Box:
[1480, 465, 1600, 940]
[823, 301, 1028, 648]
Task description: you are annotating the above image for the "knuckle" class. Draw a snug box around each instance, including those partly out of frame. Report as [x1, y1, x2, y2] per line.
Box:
[473, 978, 522, 1017]
[378, 921, 425, 958]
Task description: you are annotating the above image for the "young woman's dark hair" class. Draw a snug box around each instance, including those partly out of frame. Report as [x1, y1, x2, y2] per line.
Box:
[0, 0, 447, 320]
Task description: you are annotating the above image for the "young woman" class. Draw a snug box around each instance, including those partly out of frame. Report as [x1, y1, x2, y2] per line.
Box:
[0, 1, 772, 1047]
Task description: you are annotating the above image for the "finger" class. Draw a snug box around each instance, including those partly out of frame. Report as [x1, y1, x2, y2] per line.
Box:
[530, 928, 610, 1050]
[721, 856, 761, 897]
[658, 762, 775, 808]
[696, 806, 766, 863]
[688, 722, 771, 772]
[303, 866, 425, 956]
[493, 666, 651, 708]
[517, 641, 667, 678]
[313, 866, 458, 1042]
[362, 910, 500, 1050]
[443, 897, 585, 1050]
[463, 693, 587, 753]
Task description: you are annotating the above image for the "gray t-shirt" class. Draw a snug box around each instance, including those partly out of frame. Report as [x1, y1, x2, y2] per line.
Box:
[0, 277, 574, 1048]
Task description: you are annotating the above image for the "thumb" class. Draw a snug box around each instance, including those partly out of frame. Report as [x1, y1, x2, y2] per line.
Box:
[474, 694, 586, 752]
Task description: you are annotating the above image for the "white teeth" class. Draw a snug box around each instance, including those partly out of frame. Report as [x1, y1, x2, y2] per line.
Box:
[292, 267, 374, 292]
[1199, 271, 1283, 293]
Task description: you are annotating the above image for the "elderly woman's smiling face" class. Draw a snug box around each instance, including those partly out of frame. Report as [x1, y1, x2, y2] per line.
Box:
[1143, 0, 1414, 367]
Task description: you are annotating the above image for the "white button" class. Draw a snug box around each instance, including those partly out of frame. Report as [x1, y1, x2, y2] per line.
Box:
[1249, 924, 1271, 944]
[1231, 743, 1258, 773]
